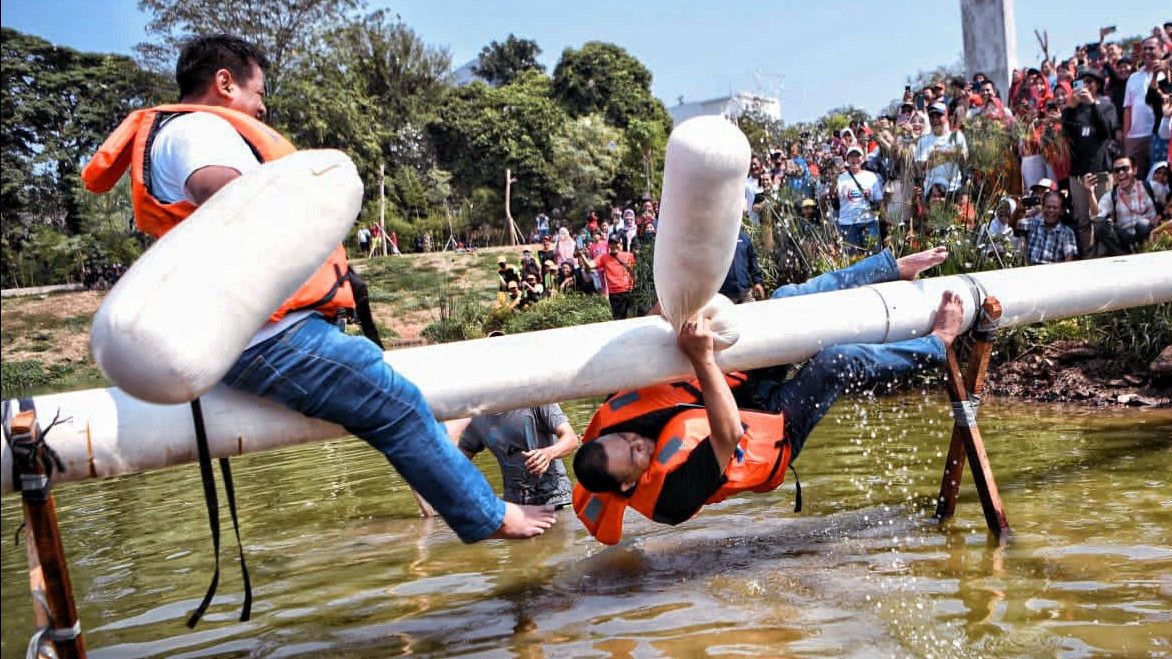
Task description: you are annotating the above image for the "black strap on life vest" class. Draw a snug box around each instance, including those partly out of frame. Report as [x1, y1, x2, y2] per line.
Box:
[790, 464, 802, 513]
[187, 398, 251, 628]
[346, 270, 384, 349]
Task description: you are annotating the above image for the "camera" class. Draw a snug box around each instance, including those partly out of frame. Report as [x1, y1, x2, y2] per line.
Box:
[1022, 196, 1041, 208]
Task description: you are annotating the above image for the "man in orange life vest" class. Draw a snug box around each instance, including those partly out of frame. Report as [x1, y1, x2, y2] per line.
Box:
[572, 247, 964, 545]
[81, 34, 555, 542]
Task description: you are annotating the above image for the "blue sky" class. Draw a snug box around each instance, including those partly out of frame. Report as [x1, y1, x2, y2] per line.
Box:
[1, 1, 1163, 122]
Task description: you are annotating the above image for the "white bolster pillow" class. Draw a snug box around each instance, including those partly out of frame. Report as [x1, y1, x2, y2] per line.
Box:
[653, 116, 751, 333]
[91, 149, 364, 405]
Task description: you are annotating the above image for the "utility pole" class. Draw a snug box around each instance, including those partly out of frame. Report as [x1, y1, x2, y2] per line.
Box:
[504, 168, 521, 245]
[379, 163, 388, 257]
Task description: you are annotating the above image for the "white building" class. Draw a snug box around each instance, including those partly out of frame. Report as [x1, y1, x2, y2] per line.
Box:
[668, 92, 781, 125]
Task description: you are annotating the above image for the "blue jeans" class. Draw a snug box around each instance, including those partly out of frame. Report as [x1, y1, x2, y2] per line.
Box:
[836, 219, 881, 255]
[223, 315, 504, 543]
[752, 250, 946, 457]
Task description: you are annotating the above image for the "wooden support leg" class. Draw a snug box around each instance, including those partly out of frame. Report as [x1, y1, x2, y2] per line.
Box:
[11, 410, 86, 658]
[933, 298, 1011, 541]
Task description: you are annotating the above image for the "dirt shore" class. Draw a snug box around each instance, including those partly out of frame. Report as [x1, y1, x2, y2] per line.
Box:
[983, 340, 1171, 408]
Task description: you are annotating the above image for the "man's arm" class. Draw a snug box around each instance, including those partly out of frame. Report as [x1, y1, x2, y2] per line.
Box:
[523, 421, 580, 477]
[185, 166, 243, 205]
[678, 316, 742, 472]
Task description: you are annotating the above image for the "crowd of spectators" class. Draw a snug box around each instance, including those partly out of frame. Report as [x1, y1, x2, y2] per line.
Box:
[487, 23, 1171, 322]
[497, 202, 653, 319]
[745, 23, 1172, 265]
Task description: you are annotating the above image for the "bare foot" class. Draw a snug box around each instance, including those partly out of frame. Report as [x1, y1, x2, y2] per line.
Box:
[931, 291, 965, 346]
[490, 502, 556, 540]
[897, 246, 948, 280]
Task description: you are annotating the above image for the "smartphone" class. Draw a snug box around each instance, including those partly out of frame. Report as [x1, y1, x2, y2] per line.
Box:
[1073, 79, 1086, 91]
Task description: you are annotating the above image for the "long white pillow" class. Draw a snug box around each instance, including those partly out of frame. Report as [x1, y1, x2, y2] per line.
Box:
[91, 150, 363, 404]
[652, 116, 751, 341]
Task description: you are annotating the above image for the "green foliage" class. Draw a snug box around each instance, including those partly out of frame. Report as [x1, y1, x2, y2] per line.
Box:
[473, 34, 545, 86]
[550, 115, 623, 219]
[630, 238, 658, 314]
[1, 28, 167, 287]
[551, 41, 672, 130]
[1086, 303, 1172, 370]
[430, 71, 568, 216]
[736, 110, 783, 155]
[1, 360, 53, 396]
[618, 118, 668, 202]
[422, 294, 488, 343]
[135, 0, 364, 101]
[503, 292, 612, 334]
[0, 359, 106, 398]
[817, 105, 871, 136]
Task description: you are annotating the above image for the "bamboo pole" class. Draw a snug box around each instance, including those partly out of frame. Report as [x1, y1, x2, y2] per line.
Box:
[10, 410, 86, 658]
[2, 251, 1170, 494]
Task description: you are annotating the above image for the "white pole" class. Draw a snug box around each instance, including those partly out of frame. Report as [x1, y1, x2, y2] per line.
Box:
[379, 162, 388, 257]
[3, 252, 1170, 494]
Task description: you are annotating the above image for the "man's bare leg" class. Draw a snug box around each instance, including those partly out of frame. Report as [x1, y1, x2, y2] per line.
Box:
[931, 290, 965, 346]
[491, 502, 557, 539]
[897, 246, 949, 280]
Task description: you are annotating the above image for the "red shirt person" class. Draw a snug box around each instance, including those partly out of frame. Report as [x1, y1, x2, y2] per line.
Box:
[591, 238, 636, 320]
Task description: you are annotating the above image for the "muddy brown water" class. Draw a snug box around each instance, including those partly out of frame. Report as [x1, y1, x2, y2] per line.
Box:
[2, 396, 1169, 657]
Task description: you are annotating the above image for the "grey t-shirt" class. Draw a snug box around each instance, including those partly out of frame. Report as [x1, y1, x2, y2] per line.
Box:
[458, 405, 573, 507]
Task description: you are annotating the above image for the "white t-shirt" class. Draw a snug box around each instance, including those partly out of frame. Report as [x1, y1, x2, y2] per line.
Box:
[1097, 184, 1157, 231]
[915, 130, 968, 192]
[149, 112, 261, 203]
[150, 111, 309, 346]
[1123, 68, 1157, 138]
[835, 169, 883, 225]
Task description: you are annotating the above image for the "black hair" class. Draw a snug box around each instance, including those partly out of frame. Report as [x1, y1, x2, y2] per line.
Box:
[572, 441, 623, 493]
[176, 34, 269, 99]
[1041, 190, 1064, 206]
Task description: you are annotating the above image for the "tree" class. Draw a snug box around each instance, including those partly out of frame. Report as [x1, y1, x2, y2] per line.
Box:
[430, 71, 569, 219]
[615, 117, 667, 203]
[275, 11, 451, 189]
[473, 34, 545, 86]
[551, 41, 671, 130]
[1, 28, 167, 286]
[550, 115, 623, 219]
[817, 104, 871, 136]
[735, 109, 783, 155]
[135, 0, 365, 102]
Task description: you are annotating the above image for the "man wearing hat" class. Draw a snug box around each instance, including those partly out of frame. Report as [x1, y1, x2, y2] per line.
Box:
[835, 144, 884, 254]
[915, 102, 968, 196]
[497, 257, 520, 291]
[1063, 68, 1118, 255]
[799, 198, 822, 224]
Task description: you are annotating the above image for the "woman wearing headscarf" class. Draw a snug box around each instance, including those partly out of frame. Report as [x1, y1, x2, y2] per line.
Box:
[555, 227, 576, 266]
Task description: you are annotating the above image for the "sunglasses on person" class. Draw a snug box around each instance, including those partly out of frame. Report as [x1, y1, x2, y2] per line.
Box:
[1113, 165, 1131, 173]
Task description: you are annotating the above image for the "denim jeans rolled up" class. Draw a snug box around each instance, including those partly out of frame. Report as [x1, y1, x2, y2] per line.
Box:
[754, 249, 946, 457]
[223, 315, 505, 543]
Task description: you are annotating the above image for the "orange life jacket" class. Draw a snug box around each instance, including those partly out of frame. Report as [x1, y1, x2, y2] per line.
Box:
[81, 104, 354, 322]
[572, 374, 792, 545]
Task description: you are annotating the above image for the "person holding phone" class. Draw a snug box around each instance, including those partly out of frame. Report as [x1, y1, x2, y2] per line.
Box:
[1123, 36, 1167, 178]
[1063, 68, 1117, 255]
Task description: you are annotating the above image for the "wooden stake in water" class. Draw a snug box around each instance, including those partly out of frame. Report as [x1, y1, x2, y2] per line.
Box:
[10, 409, 86, 658]
[934, 297, 1011, 541]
